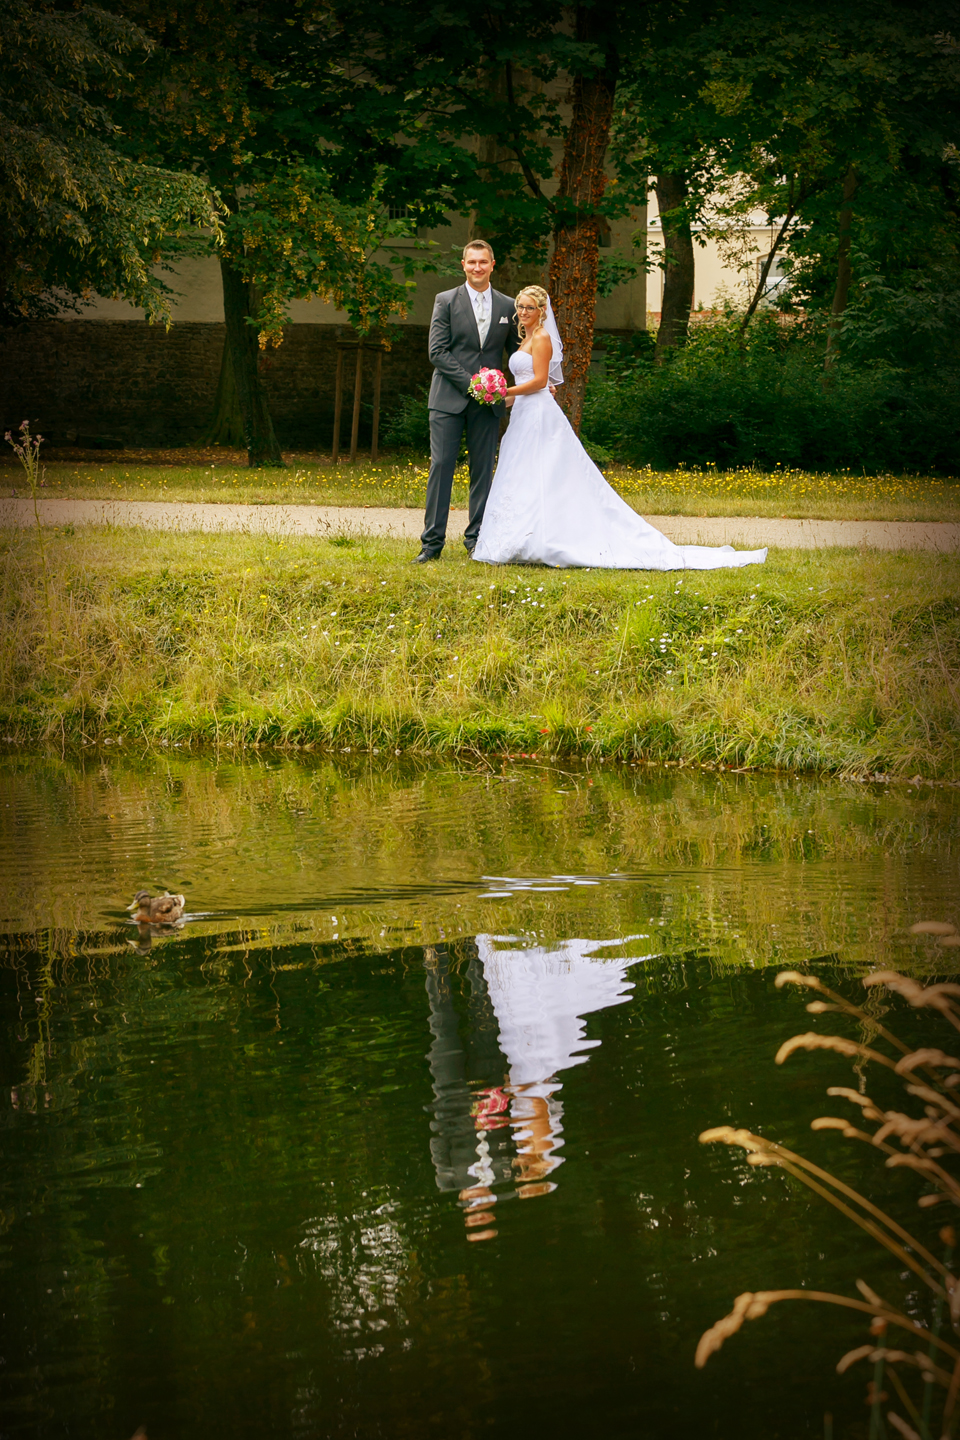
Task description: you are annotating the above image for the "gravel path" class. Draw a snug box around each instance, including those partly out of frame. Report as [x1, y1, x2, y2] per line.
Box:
[2, 497, 959, 552]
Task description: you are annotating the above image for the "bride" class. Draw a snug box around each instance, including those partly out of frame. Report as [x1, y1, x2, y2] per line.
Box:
[472, 286, 767, 571]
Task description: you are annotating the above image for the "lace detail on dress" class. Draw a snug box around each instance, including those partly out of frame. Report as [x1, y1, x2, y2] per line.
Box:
[475, 461, 528, 563]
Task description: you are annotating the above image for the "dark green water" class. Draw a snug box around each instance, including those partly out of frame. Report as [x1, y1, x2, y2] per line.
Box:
[1, 753, 958, 1439]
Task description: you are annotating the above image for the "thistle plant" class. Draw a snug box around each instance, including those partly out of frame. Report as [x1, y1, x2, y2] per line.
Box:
[697, 956, 960, 1440]
[5, 420, 52, 640]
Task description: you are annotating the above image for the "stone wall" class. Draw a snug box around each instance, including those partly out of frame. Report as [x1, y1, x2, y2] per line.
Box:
[0, 319, 636, 450]
[0, 321, 436, 449]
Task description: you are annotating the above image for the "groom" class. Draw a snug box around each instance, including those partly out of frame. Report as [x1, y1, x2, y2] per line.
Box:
[413, 240, 519, 562]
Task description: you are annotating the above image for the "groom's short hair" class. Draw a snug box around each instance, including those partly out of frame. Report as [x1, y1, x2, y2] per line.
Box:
[463, 239, 495, 262]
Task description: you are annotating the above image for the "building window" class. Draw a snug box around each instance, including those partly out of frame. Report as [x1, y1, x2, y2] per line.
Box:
[756, 251, 789, 297]
[387, 204, 411, 221]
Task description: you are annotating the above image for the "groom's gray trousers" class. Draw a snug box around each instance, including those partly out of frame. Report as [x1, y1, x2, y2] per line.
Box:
[421, 401, 501, 555]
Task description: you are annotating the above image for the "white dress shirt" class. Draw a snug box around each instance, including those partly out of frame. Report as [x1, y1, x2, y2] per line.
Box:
[466, 283, 491, 345]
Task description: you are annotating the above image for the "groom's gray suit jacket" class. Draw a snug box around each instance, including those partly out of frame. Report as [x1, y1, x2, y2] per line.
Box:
[427, 285, 518, 412]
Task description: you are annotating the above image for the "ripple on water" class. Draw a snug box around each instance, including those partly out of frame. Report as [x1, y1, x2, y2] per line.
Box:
[1, 753, 958, 1439]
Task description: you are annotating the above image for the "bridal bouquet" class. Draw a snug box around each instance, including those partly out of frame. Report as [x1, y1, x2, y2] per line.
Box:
[468, 367, 507, 405]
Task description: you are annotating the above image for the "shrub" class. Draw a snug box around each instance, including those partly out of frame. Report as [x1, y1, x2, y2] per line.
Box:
[583, 312, 960, 474]
[381, 389, 432, 451]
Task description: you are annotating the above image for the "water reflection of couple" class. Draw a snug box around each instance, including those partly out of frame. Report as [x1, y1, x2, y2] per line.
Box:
[423, 936, 645, 1241]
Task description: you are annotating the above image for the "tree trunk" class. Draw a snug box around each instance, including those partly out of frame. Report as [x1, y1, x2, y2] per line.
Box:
[219, 252, 284, 467]
[547, 5, 618, 435]
[471, 64, 516, 290]
[203, 336, 245, 447]
[654, 171, 695, 363]
[824, 165, 858, 372]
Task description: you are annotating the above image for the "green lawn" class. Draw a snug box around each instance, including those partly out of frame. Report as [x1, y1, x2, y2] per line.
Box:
[3, 451, 959, 522]
[3, 525, 958, 777]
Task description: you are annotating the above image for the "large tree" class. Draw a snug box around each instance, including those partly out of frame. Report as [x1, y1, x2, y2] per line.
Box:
[613, 0, 960, 366]
[0, 0, 214, 327]
[319, 0, 637, 432]
[111, 0, 425, 465]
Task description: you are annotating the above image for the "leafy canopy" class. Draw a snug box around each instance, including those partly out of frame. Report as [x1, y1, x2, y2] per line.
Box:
[0, 0, 216, 324]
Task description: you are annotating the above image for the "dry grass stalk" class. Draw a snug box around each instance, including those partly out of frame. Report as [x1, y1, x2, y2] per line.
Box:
[698, 967, 960, 1440]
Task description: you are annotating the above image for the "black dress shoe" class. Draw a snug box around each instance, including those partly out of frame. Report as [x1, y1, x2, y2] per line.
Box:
[464, 545, 476, 557]
[412, 549, 441, 563]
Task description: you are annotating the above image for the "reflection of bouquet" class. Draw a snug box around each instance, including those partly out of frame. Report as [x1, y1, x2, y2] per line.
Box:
[468, 367, 507, 405]
[471, 1086, 511, 1130]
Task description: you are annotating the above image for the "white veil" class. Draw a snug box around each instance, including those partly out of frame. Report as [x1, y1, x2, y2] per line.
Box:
[544, 295, 564, 386]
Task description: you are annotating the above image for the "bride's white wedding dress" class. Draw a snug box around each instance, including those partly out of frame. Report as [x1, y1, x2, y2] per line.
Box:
[472, 351, 767, 570]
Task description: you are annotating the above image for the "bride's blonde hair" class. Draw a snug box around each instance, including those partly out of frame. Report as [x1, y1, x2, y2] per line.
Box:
[515, 285, 549, 340]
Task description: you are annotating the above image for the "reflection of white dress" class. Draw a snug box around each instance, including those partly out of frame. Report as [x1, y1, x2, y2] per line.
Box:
[473, 351, 768, 571]
[476, 936, 642, 1097]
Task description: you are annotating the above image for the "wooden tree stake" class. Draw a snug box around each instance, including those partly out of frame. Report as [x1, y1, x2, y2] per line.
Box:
[371, 348, 384, 461]
[349, 345, 364, 461]
[332, 348, 345, 461]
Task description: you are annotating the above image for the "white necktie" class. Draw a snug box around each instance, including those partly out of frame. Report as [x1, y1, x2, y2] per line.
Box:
[476, 291, 490, 345]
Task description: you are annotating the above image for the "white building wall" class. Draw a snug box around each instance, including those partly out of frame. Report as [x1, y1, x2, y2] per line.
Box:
[646, 194, 790, 315]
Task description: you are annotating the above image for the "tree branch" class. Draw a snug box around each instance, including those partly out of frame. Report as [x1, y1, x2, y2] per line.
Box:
[504, 60, 553, 208]
[739, 196, 798, 333]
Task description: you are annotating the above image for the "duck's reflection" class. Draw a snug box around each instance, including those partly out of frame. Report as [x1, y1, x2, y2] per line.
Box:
[424, 935, 645, 1240]
[126, 919, 183, 958]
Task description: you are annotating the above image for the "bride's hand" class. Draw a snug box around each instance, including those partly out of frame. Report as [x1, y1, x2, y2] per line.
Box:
[505, 396, 515, 408]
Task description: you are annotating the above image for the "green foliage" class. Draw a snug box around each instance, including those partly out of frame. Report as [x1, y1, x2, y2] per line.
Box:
[582, 312, 960, 473]
[227, 165, 420, 341]
[380, 390, 431, 452]
[0, 0, 216, 323]
[836, 256, 960, 374]
[580, 435, 615, 466]
[596, 252, 639, 298]
[613, 0, 960, 359]
[601, 330, 657, 381]
[110, 1, 428, 339]
[381, 390, 614, 466]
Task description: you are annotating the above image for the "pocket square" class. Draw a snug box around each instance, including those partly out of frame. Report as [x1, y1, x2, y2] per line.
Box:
[498, 315, 508, 324]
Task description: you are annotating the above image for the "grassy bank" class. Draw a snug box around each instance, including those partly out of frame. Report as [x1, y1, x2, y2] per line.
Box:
[2, 527, 958, 777]
[3, 452, 960, 522]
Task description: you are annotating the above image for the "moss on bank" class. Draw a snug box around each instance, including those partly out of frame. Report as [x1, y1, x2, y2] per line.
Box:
[1, 527, 958, 777]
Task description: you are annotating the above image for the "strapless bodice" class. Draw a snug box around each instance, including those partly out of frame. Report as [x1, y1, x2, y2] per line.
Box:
[508, 349, 551, 402]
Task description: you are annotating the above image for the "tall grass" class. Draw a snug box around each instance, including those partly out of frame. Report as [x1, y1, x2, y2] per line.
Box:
[698, 959, 960, 1440]
[1, 528, 958, 776]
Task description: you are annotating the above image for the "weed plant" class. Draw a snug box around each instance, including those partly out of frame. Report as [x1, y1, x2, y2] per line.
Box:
[5, 420, 52, 638]
[698, 955, 960, 1440]
[1, 528, 958, 775]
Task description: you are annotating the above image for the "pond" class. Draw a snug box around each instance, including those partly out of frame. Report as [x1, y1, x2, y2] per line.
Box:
[1, 752, 958, 1439]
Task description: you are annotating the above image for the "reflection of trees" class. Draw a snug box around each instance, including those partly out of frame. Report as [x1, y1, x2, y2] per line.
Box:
[2, 751, 955, 972]
[2, 909, 924, 1436]
[1, 749, 953, 1433]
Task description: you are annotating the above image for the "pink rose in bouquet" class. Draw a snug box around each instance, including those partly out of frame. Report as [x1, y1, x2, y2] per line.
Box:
[468, 367, 507, 405]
